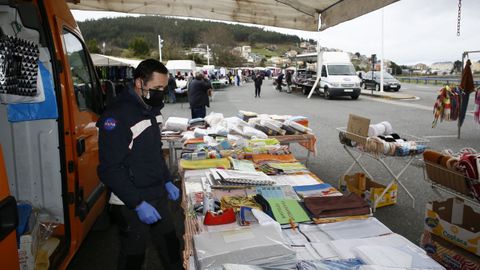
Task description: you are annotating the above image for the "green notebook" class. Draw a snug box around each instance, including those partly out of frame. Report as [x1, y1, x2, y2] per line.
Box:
[267, 198, 311, 224]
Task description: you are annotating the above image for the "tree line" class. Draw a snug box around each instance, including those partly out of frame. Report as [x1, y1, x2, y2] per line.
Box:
[79, 16, 301, 65]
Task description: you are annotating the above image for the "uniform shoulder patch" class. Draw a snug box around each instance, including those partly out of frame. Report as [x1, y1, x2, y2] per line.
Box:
[104, 117, 117, 131]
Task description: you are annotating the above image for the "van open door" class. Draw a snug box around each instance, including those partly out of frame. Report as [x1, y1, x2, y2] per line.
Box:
[0, 145, 19, 270]
[43, 0, 106, 253]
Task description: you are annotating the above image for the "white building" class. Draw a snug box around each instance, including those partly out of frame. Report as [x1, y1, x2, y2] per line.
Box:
[241, 46, 251, 59]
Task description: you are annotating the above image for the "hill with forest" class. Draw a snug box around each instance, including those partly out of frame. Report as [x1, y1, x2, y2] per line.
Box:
[78, 16, 307, 66]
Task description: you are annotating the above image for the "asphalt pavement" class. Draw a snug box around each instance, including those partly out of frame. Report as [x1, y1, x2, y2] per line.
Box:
[68, 80, 480, 270]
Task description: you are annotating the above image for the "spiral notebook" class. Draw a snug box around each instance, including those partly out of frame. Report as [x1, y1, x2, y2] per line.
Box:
[215, 169, 275, 185]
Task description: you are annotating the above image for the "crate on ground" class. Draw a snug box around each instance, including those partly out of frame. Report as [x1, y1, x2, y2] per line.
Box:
[425, 197, 480, 256]
[343, 172, 397, 208]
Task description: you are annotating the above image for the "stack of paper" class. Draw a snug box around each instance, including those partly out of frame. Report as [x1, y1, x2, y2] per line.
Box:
[270, 174, 320, 186]
[318, 218, 392, 240]
[194, 224, 296, 269]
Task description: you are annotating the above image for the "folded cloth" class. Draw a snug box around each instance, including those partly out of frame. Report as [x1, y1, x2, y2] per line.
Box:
[251, 154, 297, 163]
[423, 150, 445, 165]
[304, 193, 370, 218]
[179, 158, 231, 170]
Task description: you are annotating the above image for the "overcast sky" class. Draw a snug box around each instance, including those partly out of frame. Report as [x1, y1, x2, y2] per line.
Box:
[72, 0, 480, 66]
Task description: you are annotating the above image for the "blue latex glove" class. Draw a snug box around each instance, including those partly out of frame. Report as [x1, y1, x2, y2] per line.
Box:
[135, 201, 161, 224]
[165, 181, 180, 201]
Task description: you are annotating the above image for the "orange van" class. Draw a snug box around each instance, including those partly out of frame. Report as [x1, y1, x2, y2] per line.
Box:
[0, 0, 106, 269]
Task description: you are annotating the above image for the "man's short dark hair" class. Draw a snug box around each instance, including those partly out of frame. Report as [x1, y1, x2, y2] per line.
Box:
[133, 59, 168, 82]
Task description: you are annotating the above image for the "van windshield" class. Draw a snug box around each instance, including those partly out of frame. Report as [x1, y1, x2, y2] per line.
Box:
[327, 65, 356, 76]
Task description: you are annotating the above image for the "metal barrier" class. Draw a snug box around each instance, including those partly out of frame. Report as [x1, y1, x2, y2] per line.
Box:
[398, 77, 480, 86]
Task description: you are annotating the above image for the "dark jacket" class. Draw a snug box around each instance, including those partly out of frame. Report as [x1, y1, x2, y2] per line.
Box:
[167, 76, 177, 92]
[97, 86, 171, 209]
[188, 78, 211, 108]
[285, 72, 292, 84]
[254, 74, 263, 87]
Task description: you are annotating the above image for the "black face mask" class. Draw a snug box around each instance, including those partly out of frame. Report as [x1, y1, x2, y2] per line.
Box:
[142, 88, 165, 107]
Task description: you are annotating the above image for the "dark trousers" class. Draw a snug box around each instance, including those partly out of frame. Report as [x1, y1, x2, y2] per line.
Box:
[110, 199, 183, 270]
[255, 85, 261, 97]
[191, 106, 206, 119]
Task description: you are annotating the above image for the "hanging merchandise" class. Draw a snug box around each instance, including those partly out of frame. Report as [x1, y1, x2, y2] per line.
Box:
[7, 61, 58, 122]
[0, 35, 39, 97]
[432, 85, 461, 127]
[474, 88, 480, 125]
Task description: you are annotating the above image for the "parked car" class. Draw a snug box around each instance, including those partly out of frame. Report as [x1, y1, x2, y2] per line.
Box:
[363, 71, 401, 91]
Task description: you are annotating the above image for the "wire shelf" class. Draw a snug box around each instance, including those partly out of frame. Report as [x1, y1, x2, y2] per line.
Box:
[423, 160, 480, 207]
[336, 127, 429, 158]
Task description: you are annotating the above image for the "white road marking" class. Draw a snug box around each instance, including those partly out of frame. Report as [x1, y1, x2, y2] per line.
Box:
[423, 135, 458, 138]
[362, 96, 474, 117]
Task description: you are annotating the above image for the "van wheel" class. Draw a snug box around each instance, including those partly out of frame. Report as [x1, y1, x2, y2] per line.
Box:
[351, 95, 359, 100]
[376, 84, 380, 91]
[324, 87, 332, 100]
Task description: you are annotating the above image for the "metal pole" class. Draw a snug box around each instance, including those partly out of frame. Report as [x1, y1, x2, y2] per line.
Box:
[207, 45, 210, 66]
[308, 34, 322, 99]
[380, 8, 384, 92]
[158, 35, 163, 62]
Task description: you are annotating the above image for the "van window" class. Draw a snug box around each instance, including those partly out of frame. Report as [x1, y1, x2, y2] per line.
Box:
[321, 66, 327, 77]
[327, 64, 356, 76]
[62, 30, 101, 113]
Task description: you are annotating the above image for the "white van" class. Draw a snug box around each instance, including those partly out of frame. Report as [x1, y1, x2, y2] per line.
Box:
[317, 52, 361, 100]
[165, 60, 196, 89]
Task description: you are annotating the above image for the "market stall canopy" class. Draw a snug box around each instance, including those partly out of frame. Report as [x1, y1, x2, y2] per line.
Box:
[91, 54, 141, 67]
[67, 0, 398, 31]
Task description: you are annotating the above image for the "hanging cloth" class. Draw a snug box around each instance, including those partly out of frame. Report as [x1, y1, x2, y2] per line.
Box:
[0, 35, 39, 96]
[474, 88, 480, 125]
[458, 59, 475, 127]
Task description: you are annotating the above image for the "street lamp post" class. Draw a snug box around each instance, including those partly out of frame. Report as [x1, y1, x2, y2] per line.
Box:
[158, 35, 164, 62]
[206, 45, 211, 66]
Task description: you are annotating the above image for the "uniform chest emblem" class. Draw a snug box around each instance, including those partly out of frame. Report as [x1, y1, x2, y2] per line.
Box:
[104, 118, 117, 131]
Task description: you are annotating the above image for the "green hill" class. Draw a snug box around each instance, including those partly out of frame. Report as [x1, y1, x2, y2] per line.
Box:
[78, 16, 303, 66]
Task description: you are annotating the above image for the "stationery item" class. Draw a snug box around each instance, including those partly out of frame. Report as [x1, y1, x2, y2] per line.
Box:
[298, 224, 333, 243]
[251, 153, 297, 163]
[216, 169, 275, 185]
[256, 185, 300, 200]
[180, 158, 231, 170]
[271, 174, 320, 186]
[297, 259, 364, 270]
[294, 183, 343, 198]
[231, 158, 256, 172]
[237, 206, 258, 226]
[266, 198, 311, 224]
[266, 162, 308, 173]
[318, 217, 392, 240]
[329, 233, 426, 260]
[304, 193, 370, 218]
[204, 208, 237, 226]
[193, 224, 295, 269]
[354, 245, 444, 269]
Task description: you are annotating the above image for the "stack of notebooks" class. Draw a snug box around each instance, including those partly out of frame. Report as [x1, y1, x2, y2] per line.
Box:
[206, 169, 275, 188]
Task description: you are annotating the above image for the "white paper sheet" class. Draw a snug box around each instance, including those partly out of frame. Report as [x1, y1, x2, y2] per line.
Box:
[271, 174, 320, 186]
[318, 218, 392, 240]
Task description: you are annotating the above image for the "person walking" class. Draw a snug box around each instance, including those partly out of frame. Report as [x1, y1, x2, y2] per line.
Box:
[167, 72, 177, 103]
[97, 59, 183, 270]
[285, 70, 292, 93]
[188, 71, 212, 118]
[253, 72, 263, 98]
[276, 72, 284, 91]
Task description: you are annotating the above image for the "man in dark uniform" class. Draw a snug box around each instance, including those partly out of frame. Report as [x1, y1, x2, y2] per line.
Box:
[187, 71, 212, 119]
[97, 59, 183, 270]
